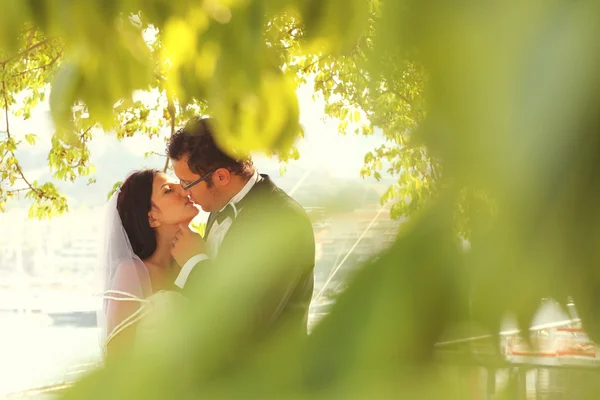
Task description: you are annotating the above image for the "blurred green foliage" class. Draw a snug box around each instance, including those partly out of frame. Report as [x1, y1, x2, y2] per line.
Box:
[190, 220, 206, 236]
[2, 0, 600, 399]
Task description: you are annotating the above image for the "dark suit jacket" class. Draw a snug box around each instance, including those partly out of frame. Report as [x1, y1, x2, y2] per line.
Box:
[183, 174, 315, 341]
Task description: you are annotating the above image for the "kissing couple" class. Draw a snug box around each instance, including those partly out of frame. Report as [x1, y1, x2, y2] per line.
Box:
[98, 117, 316, 360]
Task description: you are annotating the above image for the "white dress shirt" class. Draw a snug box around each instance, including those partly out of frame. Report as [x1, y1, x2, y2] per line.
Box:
[174, 171, 260, 288]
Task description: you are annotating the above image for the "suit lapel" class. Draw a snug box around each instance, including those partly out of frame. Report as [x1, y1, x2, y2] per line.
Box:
[231, 174, 275, 217]
[204, 212, 218, 240]
[203, 174, 276, 241]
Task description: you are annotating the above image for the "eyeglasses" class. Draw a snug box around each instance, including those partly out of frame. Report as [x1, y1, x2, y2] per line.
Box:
[180, 170, 215, 191]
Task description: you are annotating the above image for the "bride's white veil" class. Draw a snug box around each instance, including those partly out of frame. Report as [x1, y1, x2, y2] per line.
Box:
[97, 188, 153, 357]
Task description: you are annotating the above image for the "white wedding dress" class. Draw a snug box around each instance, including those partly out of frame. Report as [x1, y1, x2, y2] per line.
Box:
[100, 289, 188, 358]
[133, 290, 188, 350]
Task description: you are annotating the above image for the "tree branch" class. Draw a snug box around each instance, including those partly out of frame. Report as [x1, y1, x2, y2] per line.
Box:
[7, 187, 29, 194]
[0, 39, 50, 66]
[11, 50, 62, 77]
[79, 124, 94, 141]
[302, 56, 326, 73]
[63, 124, 94, 169]
[164, 94, 176, 172]
[1, 72, 56, 200]
[393, 91, 414, 109]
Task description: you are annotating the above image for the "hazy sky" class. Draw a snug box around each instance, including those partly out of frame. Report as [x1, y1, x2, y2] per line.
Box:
[7, 79, 388, 189]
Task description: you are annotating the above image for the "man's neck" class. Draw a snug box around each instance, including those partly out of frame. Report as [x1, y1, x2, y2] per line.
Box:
[218, 171, 257, 211]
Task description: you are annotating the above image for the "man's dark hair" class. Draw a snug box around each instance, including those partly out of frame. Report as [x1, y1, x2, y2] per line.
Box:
[167, 117, 254, 185]
[117, 169, 159, 260]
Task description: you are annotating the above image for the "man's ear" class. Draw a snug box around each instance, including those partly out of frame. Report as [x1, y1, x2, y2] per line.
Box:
[212, 168, 231, 187]
[148, 211, 161, 228]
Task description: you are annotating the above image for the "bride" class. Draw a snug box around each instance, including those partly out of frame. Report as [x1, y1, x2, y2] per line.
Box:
[98, 169, 200, 359]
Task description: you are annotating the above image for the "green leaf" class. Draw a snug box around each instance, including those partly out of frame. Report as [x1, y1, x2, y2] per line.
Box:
[25, 134, 38, 145]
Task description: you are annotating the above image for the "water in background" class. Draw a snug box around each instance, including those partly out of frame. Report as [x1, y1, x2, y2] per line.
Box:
[0, 314, 100, 395]
[0, 202, 401, 396]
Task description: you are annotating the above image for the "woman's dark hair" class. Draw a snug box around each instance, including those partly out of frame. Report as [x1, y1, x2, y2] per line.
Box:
[167, 117, 254, 187]
[116, 169, 159, 260]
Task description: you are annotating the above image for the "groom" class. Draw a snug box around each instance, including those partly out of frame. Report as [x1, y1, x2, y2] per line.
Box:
[167, 117, 315, 340]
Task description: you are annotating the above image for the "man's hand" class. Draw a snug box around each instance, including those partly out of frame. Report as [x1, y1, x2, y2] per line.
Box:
[171, 223, 206, 267]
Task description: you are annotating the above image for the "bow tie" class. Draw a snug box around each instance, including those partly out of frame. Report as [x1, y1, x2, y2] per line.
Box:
[215, 203, 237, 224]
